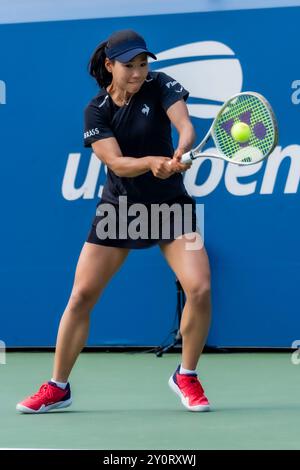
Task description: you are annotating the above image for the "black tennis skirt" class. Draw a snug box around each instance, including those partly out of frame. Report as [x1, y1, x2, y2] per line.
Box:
[86, 192, 199, 249]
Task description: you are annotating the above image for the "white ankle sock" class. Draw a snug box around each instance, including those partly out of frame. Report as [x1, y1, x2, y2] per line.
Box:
[51, 378, 68, 389]
[179, 365, 197, 375]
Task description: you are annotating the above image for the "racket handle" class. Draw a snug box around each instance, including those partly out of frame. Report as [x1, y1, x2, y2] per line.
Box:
[181, 151, 194, 164]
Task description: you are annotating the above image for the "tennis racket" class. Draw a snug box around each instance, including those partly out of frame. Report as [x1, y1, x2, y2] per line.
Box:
[181, 92, 278, 166]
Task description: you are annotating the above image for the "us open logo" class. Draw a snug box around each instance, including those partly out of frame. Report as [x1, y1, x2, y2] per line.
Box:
[150, 40, 243, 119]
[0, 80, 6, 104]
[63, 40, 300, 200]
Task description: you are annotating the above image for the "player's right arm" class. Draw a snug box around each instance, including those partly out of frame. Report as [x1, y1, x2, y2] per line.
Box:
[92, 138, 174, 179]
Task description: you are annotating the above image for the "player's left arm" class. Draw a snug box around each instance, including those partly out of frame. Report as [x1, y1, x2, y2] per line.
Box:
[166, 100, 196, 169]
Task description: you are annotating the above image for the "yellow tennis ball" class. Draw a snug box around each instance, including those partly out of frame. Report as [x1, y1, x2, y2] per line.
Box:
[230, 122, 251, 143]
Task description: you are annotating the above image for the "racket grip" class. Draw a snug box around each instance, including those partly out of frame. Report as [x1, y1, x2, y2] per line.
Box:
[181, 151, 194, 164]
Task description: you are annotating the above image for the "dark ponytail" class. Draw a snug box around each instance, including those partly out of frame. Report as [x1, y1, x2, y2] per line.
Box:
[88, 40, 113, 89]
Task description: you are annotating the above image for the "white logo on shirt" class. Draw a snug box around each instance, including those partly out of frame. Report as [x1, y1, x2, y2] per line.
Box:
[142, 104, 150, 116]
[166, 80, 178, 88]
[165, 80, 183, 93]
[98, 96, 109, 108]
[84, 128, 100, 139]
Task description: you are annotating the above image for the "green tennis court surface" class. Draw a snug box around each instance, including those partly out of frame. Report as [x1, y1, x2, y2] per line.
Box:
[1, 352, 299, 450]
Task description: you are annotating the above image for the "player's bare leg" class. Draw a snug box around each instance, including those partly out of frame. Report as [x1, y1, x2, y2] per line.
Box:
[52, 243, 130, 382]
[159, 234, 211, 370]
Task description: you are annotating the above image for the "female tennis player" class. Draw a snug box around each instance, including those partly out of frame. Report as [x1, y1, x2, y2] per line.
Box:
[16, 30, 211, 413]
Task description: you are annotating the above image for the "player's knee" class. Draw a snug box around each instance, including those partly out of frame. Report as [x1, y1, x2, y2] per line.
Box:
[185, 281, 211, 307]
[69, 288, 99, 312]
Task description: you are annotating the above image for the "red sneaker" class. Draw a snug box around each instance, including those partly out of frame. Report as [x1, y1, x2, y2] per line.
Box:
[16, 381, 72, 414]
[168, 365, 210, 412]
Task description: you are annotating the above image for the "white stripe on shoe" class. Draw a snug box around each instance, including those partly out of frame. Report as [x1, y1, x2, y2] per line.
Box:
[16, 398, 72, 414]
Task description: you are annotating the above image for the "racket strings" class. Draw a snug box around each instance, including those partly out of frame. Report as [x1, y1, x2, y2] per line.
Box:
[213, 95, 276, 162]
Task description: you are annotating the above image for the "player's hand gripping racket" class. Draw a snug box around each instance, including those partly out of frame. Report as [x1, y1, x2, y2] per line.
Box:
[181, 92, 278, 166]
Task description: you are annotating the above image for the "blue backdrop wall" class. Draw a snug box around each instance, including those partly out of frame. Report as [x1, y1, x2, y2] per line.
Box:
[1, 3, 299, 347]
